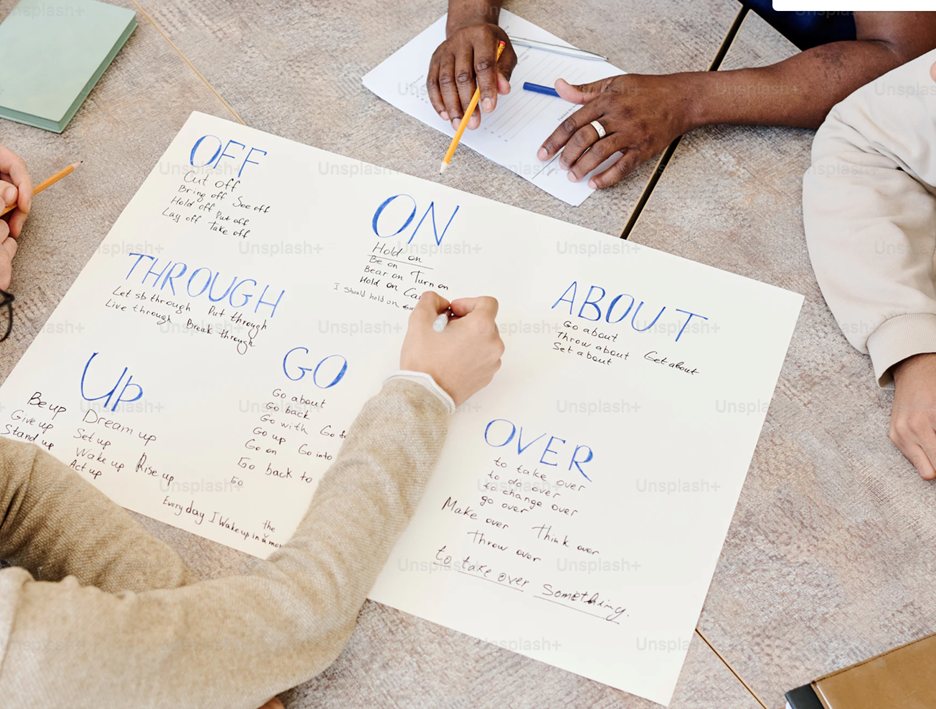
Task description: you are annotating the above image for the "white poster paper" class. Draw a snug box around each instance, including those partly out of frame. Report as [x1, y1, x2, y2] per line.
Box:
[0, 112, 801, 705]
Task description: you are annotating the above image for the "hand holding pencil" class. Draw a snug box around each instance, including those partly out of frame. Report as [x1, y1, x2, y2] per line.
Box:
[440, 40, 507, 174]
[0, 149, 79, 291]
[0, 145, 35, 239]
[427, 22, 517, 130]
[0, 160, 80, 221]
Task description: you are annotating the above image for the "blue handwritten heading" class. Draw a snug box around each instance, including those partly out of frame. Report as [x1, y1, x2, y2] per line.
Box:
[125, 253, 285, 318]
[80, 352, 143, 412]
[552, 281, 708, 343]
[372, 194, 460, 245]
[190, 135, 267, 178]
[282, 348, 348, 389]
[483, 418, 593, 481]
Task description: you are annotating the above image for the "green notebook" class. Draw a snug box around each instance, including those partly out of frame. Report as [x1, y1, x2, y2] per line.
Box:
[0, 0, 136, 133]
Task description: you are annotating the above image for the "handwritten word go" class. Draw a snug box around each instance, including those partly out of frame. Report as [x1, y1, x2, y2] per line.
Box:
[282, 348, 348, 389]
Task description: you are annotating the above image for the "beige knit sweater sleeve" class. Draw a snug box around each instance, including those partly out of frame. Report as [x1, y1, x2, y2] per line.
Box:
[803, 49, 936, 387]
[0, 378, 448, 708]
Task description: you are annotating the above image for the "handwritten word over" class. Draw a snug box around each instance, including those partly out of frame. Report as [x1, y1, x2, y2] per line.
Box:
[483, 418, 594, 482]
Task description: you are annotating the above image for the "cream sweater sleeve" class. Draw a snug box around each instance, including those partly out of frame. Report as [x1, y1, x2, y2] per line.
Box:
[803, 49, 936, 387]
[0, 379, 448, 708]
[0, 435, 198, 594]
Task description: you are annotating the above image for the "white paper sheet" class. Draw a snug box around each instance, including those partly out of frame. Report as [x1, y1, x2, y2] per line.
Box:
[0, 112, 802, 705]
[363, 12, 624, 206]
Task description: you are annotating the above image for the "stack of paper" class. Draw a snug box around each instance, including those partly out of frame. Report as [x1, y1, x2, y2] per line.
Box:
[0, 0, 136, 133]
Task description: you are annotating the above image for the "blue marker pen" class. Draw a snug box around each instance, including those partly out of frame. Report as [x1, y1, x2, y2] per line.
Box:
[523, 82, 560, 98]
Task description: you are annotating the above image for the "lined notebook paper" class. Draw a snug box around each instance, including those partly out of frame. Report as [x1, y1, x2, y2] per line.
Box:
[363, 12, 624, 206]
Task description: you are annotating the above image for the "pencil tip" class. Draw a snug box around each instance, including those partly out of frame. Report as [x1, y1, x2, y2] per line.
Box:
[439, 162, 448, 175]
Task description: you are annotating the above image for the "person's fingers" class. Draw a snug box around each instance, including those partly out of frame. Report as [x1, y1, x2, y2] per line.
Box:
[588, 150, 643, 189]
[890, 418, 936, 481]
[427, 54, 450, 121]
[0, 180, 16, 208]
[915, 426, 936, 481]
[555, 77, 612, 106]
[566, 136, 622, 182]
[450, 295, 499, 319]
[499, 42, 518, 84]
[439, 54, 462, 127]
[1, 179, 28, 238]
[0, 219, 9, 241]
[914, 432, 936, 480]
[1, 232, 18, 263]
[410, 290, 451, 324]
[0, 146, 31, 215]
[497, 72, 511, 95]
[559, 121, 607, 172]
[537, 103, 603, 161]
[7, 209, 28, 239]
[473, 40, 499, 114]
[905, 442, 936, 481]
[0, 236, 16, 291]
[470, 105, 482, 129]
[454, 49, 479, 126]
[256, 697, 284, 709]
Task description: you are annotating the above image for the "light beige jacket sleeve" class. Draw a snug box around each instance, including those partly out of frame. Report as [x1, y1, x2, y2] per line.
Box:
[0, 378, 448, 708]
[803, 49, 936, 387]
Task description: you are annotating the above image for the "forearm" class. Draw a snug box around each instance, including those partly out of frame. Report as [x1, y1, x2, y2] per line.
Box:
[803, 52, 936, 386]
[446, 0, 503, 34]
[0, 437, 196, 593]
[0, 380, 449, 708]
[685, 39, 919, 130]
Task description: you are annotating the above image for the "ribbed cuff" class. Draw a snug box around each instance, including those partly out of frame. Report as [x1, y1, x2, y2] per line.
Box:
[385, 371, 456, 414]
[867, 313, 936, 388]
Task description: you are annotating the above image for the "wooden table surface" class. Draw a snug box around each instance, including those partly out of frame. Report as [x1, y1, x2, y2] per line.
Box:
[3, 2, 927, 708]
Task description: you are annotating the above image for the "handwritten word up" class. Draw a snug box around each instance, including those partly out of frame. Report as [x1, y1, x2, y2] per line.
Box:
[80, 352, 143, 412]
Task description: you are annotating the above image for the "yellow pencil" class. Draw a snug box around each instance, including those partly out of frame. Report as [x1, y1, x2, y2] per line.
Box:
[1, 161, 81, 217]
[440, 41, 506, 174]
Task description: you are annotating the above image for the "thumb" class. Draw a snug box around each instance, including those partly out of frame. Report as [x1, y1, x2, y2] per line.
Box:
[0, 181, 17, 208]
[410, 290, 451, 324]
[555, 78, 607, 105]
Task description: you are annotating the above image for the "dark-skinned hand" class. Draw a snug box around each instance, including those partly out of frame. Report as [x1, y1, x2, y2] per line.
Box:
[427, 22, 517, 130]
[537, 74, 691, 188]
